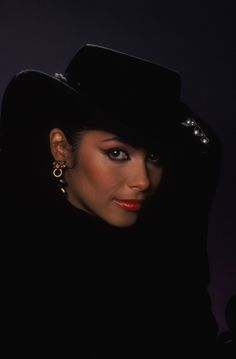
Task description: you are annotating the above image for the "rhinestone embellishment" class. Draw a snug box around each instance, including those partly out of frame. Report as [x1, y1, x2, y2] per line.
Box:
[54, 73, 68, 83]
[181, 117, 210, 144]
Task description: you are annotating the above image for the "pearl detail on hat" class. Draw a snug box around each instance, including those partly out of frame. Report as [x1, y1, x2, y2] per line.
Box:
[181, 117, 210, 144]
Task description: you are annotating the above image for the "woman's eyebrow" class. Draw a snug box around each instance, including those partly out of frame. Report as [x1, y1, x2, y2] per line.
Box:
[100, 137, 146, 152]
[101, 136, 123, 142]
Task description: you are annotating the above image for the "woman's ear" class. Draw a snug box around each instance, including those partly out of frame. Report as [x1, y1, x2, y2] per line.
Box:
[49, 128, 73, 165]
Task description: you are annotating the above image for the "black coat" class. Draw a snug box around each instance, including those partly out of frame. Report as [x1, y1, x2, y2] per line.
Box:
[3, 194, 221, 357]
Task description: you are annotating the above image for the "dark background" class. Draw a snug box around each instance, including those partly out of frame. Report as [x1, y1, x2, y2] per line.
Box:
[0, 0, 235, 333]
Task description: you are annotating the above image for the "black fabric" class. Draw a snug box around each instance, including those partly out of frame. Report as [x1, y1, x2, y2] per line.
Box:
[2, 192, 221, 357]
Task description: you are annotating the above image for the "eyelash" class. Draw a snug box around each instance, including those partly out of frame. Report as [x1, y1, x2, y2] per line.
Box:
[103, 148, 129, 161]
[103, 148, 161, 165]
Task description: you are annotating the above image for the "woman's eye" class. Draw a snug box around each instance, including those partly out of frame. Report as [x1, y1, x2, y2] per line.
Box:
[147, 152, 160, 164]
[105, 148, 129, 161]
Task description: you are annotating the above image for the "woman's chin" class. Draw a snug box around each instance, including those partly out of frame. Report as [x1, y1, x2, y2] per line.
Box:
[105, 213, 139, 228]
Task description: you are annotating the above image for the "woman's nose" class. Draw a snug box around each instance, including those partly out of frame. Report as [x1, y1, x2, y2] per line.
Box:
[127, 162, 151, 192]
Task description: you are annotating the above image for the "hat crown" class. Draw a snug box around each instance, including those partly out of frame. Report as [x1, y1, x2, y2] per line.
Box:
[64, 44, 181, 104]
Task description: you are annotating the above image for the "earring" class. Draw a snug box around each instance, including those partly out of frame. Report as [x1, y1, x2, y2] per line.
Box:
[52, 160, 67, 195]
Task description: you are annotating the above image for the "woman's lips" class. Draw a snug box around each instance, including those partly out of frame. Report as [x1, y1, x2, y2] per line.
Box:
[114, 199, 144, 212]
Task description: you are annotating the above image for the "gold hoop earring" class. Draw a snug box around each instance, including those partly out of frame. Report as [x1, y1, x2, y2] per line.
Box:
[52, 160, 67, 195]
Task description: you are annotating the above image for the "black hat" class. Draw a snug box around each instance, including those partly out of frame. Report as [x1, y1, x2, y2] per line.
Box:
[0, 44, 216, 154]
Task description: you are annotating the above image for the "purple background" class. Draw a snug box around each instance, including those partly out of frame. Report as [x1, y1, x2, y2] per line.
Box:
[1, 0, 235, 333]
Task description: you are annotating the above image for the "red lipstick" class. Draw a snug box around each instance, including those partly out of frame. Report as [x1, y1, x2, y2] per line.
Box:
[114, 199, 144, 212]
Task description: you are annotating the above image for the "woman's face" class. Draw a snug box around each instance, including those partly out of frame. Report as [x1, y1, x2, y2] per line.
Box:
[65, 130, 163, 227]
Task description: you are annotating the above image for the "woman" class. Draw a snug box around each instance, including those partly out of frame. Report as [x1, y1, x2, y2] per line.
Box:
[0, 44, 223, 357]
